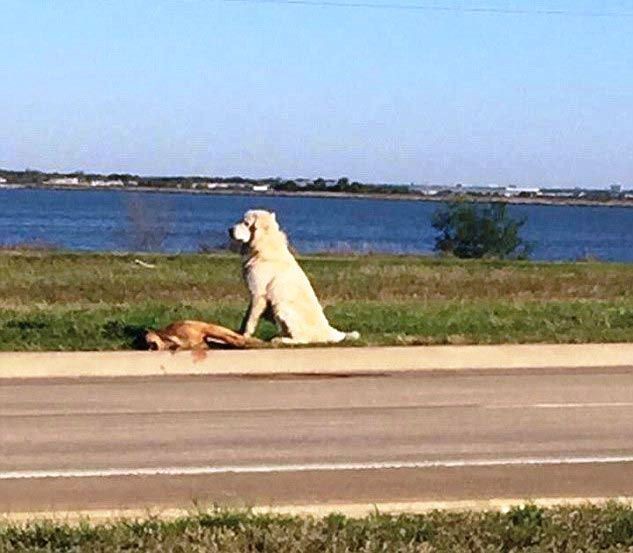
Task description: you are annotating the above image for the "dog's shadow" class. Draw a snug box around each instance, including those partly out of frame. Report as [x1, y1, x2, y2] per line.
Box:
[128, 327, 150, 350]
[102, 321, 149, 350]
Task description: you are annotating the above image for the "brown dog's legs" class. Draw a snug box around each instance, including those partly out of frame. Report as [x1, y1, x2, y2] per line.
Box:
[203, 323, 261, 348]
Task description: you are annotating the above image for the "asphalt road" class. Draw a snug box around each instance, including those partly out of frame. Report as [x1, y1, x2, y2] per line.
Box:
[2, 367, 633, 513]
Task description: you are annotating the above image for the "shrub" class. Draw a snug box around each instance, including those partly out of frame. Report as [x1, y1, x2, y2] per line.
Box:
[432, 201, 531, 259]
[121, 194, 173, 251]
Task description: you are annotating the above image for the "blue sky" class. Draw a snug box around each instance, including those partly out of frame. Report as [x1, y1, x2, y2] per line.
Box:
[1, 1, 632, 186]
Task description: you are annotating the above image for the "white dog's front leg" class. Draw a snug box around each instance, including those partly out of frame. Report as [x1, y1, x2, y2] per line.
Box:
[241, 296, 268, 337]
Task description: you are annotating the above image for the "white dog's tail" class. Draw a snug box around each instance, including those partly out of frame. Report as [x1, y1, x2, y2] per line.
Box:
[328, 328, 360, 343]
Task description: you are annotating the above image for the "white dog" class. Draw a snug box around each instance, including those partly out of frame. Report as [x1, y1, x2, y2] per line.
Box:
[229, 209, 360, 344]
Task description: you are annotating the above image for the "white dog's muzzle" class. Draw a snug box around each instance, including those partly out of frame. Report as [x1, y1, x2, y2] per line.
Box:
[229, 222, 251, 243]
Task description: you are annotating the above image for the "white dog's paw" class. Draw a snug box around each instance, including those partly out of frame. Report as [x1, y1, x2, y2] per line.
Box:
[271, 336, 296, 346]
[271, 336, 307, 346]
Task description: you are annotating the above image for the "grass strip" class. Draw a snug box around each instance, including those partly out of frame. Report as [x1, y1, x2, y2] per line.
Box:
[2, 251, 633, 350]
[2, 504, 633, 552]
[2, 300, 633, 351]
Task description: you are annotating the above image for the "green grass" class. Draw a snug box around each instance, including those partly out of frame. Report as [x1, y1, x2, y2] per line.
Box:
[2, 251, 633, 350]
[3, 504, 633, 552]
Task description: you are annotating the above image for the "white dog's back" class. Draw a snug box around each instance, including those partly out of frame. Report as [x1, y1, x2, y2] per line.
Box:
[266, 255, 341, 342]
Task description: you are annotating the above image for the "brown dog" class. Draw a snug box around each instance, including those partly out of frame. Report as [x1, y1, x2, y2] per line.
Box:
[145, 320, 260, 351]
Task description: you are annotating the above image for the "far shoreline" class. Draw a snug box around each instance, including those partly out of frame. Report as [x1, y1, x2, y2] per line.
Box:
[4, 183, 633, 209]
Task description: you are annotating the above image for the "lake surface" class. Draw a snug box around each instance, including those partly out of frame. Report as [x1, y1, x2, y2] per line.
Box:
[2, 188, 633, 262]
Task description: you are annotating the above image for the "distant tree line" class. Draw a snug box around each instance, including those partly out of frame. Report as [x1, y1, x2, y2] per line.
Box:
[0, 169, 278, 189]
[0, 169, 414, 195]
[274, 177, 410, 195]
[0, 168, 627, 204]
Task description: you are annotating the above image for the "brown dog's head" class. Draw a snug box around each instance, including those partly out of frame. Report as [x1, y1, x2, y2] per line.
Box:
[145, 330, 166, 351]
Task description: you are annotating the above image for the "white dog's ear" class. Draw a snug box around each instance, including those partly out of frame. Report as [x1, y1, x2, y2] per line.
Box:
[259, 212, 276, 230]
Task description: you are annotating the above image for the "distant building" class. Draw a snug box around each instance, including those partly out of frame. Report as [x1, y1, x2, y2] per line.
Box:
[503, 185, 541, 197]
[543, 190, 575, 198]
[410, 185, 441, 196]
[45, 177, 80, 186]
[463, 185, 507, 196]
[411, 183, 541, 198]
[89, 179, 124, 187]
[252, 184, 270, 192]
[0, 177, 7, 184]
[203, 182, 229, 189]
[610, 184, 622, 197]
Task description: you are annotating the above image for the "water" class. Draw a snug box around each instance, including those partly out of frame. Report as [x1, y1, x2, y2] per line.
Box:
[2, 187, 633, 262]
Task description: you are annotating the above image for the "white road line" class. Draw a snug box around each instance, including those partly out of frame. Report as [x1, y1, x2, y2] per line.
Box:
[6, 402, 633, 418]
[487, 402, 633, 409]
[3, 455, 633, 481]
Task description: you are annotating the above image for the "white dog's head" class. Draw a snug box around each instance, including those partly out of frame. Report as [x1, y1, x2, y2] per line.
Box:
[229, 210, 286, 253]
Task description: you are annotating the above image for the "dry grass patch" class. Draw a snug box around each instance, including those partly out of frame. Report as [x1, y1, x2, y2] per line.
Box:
[3, 251, 633, 306]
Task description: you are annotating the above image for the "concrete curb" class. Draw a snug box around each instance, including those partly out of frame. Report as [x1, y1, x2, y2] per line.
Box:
[3, 497, 633, 524]
[1, 343, 633, 379]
